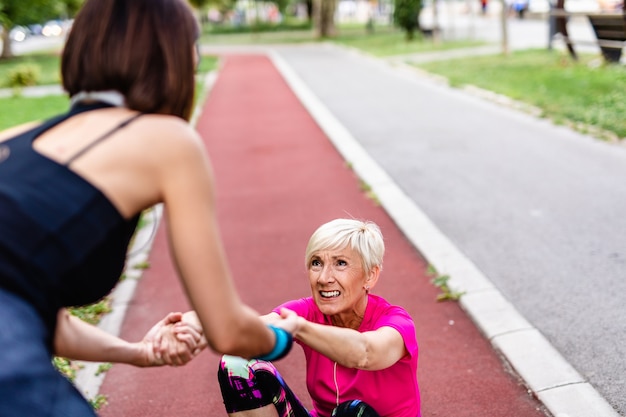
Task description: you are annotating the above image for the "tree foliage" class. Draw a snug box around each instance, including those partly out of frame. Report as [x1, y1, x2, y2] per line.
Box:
[273, 0, 290, 15]
[187, 0, 212, 9]
[62, 0, 85, 17]
[1, 0, 83, 59]
[393, 0, 421, 40]
[1, 0, 63, 27]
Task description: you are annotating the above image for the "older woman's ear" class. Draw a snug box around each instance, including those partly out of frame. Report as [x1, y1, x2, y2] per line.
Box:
[365, 265, 381, 292]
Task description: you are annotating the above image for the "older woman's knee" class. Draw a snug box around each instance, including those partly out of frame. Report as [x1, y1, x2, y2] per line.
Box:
[218, 355, 254, 379]
[331, 400, 380, 417]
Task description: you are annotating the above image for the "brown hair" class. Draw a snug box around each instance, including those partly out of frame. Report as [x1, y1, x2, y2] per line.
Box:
[62, 0, 199, 120]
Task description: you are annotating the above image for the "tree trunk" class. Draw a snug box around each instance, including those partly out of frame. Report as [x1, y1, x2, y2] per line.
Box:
[314, 0, 337, 38]
[1, 28, 14, 60]
[306, 0, 314, 21]
[499, 0, 509, 55]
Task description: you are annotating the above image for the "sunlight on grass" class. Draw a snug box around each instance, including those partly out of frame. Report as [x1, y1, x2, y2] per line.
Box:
[0, 52, 61, 87]
[0, 95, 69, 130]
[199, 20, 483, 55]
[332, 28, 483, 57]
[201, 29, 315, 45]
[416, 49, 626, 139]
[0, 54, 219, 131]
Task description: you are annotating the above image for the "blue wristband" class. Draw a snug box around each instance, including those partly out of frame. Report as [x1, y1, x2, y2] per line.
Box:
[256, 325, 293, 362]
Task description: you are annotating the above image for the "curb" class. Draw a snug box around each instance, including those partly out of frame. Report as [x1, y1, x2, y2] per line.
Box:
[0, 84, 64, 98]
[268, 49, 620, 417]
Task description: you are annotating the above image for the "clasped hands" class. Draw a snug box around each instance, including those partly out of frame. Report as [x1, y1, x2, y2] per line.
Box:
[140, 308, 300, 368]
[140, 311, 207, 367]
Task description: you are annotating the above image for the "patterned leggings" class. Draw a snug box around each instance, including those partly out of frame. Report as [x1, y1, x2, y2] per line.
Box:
[217, 356, 380, 417]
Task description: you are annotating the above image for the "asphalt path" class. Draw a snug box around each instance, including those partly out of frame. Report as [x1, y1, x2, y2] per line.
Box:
[4, 34, 65, 55]
[270, 38, 626, 415]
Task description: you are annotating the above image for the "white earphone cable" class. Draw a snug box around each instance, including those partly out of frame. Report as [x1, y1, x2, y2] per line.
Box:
[333, 361, 339, 406]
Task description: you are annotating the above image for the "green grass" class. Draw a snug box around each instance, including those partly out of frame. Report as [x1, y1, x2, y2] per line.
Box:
[414, 49, 626, 139]
[200, 16, 313, 44]
[0, 95, 69, 130]
[201, 21, 483, 55]
[198, 54, 219, 74]
[0, 54, 219, 131]
[201, 14, 488, 60]
[331, 27, 483, 57]
[195, 55, 219, 113]
[68, 298, 112, 326]
[0, 52, 62, 87]
[201, 28, 315, 45]
[204, 18, 313, 35]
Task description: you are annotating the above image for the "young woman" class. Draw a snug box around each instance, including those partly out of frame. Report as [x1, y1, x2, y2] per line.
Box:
[0, 1, 295, 415]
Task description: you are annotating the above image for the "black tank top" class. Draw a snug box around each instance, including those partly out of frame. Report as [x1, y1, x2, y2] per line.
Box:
[0, 102, 142, 338]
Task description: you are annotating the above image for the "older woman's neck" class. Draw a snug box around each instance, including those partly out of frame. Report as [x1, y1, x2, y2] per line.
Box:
[330, 298, 368, 329]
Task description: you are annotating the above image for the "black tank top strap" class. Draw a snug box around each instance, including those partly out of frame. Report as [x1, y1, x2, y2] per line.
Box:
[64, 112, 144, 166]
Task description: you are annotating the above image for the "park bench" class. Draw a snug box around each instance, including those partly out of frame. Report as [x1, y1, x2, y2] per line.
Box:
[586, 12, 626, 62]
[550, 8, 625, 63]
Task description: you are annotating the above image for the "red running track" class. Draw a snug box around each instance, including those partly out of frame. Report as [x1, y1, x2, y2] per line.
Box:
[97, 54, 548, 417]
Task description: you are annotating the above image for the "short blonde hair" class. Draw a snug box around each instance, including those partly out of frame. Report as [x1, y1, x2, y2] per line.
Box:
[305, 219, 384, 274]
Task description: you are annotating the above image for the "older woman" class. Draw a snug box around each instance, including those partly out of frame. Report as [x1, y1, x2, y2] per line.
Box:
[216, 219, 420, 417]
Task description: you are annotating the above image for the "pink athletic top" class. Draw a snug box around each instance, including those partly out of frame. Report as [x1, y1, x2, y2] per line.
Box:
[274, 294, 420, 417]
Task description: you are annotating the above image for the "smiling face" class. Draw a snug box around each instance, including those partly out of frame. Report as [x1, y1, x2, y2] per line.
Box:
[308, 245, 378, 329]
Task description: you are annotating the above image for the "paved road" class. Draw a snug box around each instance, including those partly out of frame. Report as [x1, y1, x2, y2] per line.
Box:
[267, 31, 626, 415]
[2, 34, 65, 56]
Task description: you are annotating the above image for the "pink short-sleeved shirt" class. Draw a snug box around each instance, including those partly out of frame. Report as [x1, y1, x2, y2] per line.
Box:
[274, 294, 420, 417]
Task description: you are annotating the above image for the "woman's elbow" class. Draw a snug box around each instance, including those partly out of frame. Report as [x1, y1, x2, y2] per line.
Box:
[52, 309, 71, 355]
[204, 320, 254, 356]
[205, 331, 240, 355]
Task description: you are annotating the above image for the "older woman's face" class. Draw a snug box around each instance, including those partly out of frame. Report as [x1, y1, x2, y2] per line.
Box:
[308, 245, 369, 325]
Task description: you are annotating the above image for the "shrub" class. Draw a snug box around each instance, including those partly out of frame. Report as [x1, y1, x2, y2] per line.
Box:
[7, 63, 41, 87]
[394, 0, 421, 40]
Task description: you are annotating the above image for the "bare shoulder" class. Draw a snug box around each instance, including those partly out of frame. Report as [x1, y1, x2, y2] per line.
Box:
[131, 114, 207, 162]
[137, 114, 202, 147]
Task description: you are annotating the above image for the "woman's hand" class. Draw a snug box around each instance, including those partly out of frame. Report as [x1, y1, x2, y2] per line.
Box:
[273, 308, 302, 336]
[141, 312, 206, 367]
[175, 310, 208, 354]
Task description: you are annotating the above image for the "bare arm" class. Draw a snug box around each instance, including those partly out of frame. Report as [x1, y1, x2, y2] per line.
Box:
[155, 125, 296, 358]
[293, 315, 407, 371]
[53, 309, 201, 367]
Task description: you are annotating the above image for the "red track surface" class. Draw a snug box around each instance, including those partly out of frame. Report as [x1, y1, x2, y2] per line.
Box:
[98, 55, 548, 417]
